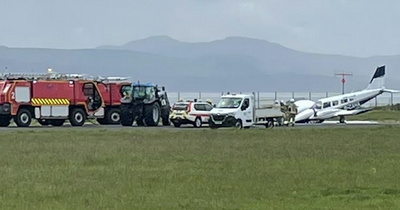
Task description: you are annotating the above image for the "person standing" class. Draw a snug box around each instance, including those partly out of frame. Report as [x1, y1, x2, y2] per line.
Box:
[287, 99, 298, 126]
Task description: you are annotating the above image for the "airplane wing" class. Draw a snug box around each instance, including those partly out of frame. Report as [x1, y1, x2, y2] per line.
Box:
[334, 108, 372, 117]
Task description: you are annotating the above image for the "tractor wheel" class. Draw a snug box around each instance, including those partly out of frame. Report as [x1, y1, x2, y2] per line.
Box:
[136, 117, 145, 126]
[70, 108, 86, 126]
[120, 105, 134, 126]
[143, 103, 161, 126]
[106, 108, 121, 124]
[15, 108, 32, 127]
[173, 122, 181, 127]
[161, 107, 170, 126]
[50, 119, 65, 127]
[0, 117, 11, 127]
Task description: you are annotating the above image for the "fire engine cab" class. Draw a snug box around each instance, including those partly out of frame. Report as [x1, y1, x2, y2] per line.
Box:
[0, 72, 107, 127]
[94, 76, 131, 125]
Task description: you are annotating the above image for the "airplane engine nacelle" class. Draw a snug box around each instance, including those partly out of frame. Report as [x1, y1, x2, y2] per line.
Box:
[295, 109, 314, 123]
[295, 100, 315, 113]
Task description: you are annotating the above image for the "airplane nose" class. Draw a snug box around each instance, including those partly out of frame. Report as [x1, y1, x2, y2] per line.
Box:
[295, 109, 314, 122]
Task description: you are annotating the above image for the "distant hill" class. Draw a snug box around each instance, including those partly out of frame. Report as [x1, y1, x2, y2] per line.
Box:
[0, 36, 399, 93]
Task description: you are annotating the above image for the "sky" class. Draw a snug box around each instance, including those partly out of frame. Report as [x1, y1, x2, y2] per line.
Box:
[0, 0, 399, 57]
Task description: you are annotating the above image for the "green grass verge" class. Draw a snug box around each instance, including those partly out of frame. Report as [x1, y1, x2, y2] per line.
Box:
[345, 110, 400, 122]
[326, 105, 400, 122]
[1, 128, 400, 209]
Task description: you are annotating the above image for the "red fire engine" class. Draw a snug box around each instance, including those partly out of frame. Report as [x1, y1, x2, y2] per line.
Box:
[95, 77, 131, 125]
[0, 72, 129, 127]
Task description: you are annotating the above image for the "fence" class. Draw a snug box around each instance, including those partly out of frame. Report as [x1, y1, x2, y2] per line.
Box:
[168, 91, 399, 108]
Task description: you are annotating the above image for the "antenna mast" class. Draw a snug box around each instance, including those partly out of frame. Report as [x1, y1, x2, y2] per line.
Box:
[335, 72, 353, 94]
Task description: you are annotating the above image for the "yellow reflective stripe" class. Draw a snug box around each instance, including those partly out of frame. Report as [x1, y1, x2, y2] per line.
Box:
[31, 98, 71, 105]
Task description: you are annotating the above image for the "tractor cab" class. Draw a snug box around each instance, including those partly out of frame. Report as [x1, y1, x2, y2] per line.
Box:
[122, 83, 167, 103]
[119, 82, 171, 127]
[132, 84, 156, 101]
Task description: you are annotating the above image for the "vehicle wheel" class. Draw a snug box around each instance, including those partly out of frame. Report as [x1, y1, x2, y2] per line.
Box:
[208, 119, 219, 129]
[69, 108, 85, 126]
[265, 120, 274, 128]
[339, 116, 345, 124]
[37, 119, 51, 126]
[173, 122, 181, 127]
[234, 120, 242, 129]
[209, 124, 219, 129]
[120, 104, 134, 126]
[0, 117, 11, 127]
[194, 117, 202, 128]
[14, 108, 32, 127]
[161, 107, 170, 126]
[144, 103, 161, 126]
[50, 119, 65, 127]
[106, 108, 121, 124]
[136, 117, 145, 126]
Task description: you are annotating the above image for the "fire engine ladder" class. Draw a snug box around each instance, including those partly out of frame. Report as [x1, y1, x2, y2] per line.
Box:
[0, 72, 130, 83]
[94, 76, 131, 83]
[0, 72, 89, 80]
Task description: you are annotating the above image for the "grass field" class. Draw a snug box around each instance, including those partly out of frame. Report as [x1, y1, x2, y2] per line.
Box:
[328, 105, 400, 122]
[1, 127, 400, 209]
[345, 110, 400, 122]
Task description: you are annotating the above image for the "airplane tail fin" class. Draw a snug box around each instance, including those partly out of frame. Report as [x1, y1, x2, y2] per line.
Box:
[366, 65, 385, 90]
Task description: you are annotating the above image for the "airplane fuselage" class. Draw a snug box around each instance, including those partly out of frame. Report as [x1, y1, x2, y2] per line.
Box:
[293, 65, 397, 123]
[295, 88, 383, 123]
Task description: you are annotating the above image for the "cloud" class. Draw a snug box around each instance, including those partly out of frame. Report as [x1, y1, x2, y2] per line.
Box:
[0, 0, 399, 57]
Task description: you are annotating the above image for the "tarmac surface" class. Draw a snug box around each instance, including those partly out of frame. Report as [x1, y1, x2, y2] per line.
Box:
[0, 120, 399, 131]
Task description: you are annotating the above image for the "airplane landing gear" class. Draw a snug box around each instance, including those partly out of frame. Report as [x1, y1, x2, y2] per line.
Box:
[339, 116, 346, 124]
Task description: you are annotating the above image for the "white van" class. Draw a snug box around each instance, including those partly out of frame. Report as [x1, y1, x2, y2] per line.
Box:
[208, 93, 285, 129]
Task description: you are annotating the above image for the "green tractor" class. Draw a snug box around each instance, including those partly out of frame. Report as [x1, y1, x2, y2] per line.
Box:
[119, 82, 171, 126]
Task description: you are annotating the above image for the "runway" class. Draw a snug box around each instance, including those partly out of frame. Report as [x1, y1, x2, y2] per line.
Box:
[0, 120, 398, 131]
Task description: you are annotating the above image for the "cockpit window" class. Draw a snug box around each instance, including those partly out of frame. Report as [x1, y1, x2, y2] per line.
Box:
[323, 102, 331, 108]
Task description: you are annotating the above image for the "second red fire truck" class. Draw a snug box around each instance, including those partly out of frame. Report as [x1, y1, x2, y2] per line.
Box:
[95, 76, 131, 125]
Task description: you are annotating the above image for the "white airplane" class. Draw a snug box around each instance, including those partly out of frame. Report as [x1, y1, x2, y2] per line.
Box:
[294, 65, 399, 123]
